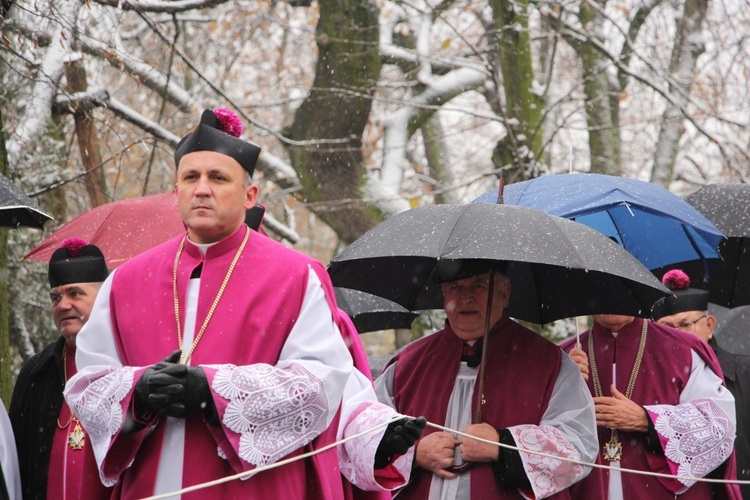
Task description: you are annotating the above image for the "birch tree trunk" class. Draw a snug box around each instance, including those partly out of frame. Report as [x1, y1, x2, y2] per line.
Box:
[650, 0, 709, 186]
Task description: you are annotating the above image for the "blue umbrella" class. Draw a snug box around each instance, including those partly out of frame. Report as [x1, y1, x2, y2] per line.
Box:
[473, 173, 724, 270]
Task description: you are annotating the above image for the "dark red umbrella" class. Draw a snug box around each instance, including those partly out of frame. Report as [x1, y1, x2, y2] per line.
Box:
[24, 193, 183, 269]
[23, 193, 266, 269]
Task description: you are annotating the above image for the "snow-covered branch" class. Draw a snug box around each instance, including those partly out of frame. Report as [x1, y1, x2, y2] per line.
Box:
[380, 67, 487, 193]
[7, 0, 82, 168]
[262, 212, 300, 244]
[79, 32, 195, 112]
[92, 0, 226, 14]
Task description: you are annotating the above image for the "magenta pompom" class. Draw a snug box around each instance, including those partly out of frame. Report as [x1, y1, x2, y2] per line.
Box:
[213, 108, 243, 138]
[662, 269, 690, 290]
[62, 237, 88, 258]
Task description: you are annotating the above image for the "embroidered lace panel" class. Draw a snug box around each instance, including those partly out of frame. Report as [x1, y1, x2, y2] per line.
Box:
[338, 403, 408, 490]
[64, 367, 136, 486]
[510, 424, 585, 499]
[649, 398, 734, 488]
[211, 362, 329, 467]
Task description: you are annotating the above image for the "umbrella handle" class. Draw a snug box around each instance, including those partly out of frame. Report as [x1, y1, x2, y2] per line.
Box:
[473, 272, 495, 423]
[445, 461, 474, 474]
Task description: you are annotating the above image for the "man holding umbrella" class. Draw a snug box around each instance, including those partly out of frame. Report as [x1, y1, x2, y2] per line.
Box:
[652, 269, 750, 498]
[563, 312, 739, 498]
[375, 260, 598, 499]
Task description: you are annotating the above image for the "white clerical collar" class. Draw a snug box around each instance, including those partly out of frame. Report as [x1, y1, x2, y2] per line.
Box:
[190, 241, 217, 256]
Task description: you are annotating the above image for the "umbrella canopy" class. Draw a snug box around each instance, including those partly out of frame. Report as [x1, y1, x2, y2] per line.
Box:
[710, 303, 750, 355]
[24, 194, 267, 269]
[335, 287, 420, 333]
[473, 173, 724, 270]
[329, 203, 670, 324]
[0, 173, 52, 229]
[24, 193, 183, 269]
[660, 184, 750, 308]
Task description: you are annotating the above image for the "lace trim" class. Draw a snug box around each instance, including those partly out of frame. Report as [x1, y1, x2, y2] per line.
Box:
[64, 367, 136, 487]
[211, 362, 329, 466]
[338, 403, 408, 491]
[510, 424, 584, 499]
[649, 398, 734, 487]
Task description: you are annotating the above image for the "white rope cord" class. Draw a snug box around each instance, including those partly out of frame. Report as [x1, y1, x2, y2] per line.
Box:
[141, 415, 404, 500]
[140, 415, 750, 499]
[426, 420, 750, 486]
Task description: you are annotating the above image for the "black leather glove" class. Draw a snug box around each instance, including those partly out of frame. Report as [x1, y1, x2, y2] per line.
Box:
[147, 364, 218, 424]
[374, 416, 427, 469]
[132, 350, 183, 423]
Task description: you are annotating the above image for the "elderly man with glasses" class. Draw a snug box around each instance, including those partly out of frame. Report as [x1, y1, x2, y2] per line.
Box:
[653, 269, 750, 499]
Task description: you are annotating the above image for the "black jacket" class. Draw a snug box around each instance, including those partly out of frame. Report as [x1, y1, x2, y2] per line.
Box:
[9, 337, 66, 500]
[712, 337, 750, 498]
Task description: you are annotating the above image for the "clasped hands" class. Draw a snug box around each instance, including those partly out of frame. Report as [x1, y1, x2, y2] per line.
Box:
[416, 423, 499, 479]
[568, 347, 649, 433]
[134, 350, 215, 421]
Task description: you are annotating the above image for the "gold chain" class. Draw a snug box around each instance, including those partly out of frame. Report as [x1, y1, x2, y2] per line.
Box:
[57, 344, 85, 452]
[173, 227, 249, 365]
[589, 318, 648, 462]
[57, 343, 75, 429]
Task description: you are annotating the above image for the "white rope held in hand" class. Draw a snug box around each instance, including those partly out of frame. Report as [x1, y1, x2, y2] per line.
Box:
[141, 415, 750, 499]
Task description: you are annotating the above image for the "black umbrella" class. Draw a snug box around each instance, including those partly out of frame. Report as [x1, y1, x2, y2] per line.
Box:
[329, 203, 670, 325]
[678, 184, 750, 308]
[709, 303, 750, 355]
[0, 174, 52, 229]
[334, 287, 420, 333]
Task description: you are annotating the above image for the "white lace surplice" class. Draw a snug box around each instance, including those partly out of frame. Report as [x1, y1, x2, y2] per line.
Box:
[64, 265, 352, 494]
[337, 368, 414, 491]
[643, 350, 736, 494]
[375, 354, 597, 500]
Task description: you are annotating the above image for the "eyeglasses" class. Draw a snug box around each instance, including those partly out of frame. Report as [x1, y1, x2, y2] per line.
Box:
[664, 314, 707, 333]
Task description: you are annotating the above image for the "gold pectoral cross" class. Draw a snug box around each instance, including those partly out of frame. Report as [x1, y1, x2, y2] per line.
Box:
[68, 422, 86, 450]
[603, 430, 622, 461]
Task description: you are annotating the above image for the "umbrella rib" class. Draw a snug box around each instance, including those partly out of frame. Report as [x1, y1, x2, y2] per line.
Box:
[680, 224, 712, 263]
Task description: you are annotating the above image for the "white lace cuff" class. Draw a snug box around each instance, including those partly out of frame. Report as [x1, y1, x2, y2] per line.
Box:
[64, 366, 136, 487]
[210, 362, 329, 467]
[338, 403, 410, 491]
[509, 424, 585, 499]
[646, 398, 734, 490]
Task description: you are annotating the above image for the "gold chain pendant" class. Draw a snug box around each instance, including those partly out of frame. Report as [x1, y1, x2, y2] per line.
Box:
[603, 430, 622, 461]
[67, 422, 86, 450]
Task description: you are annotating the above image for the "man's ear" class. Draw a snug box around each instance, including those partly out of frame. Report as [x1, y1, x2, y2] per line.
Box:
[705, 315, 716, 339]
[244, 184, 259, 209]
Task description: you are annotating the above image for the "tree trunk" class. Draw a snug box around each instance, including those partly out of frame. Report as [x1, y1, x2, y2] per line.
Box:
[491, 0, 544, 171]
[649, 0, 709, 186]
[0, 109, 11, 407]
[579, 1, 621, 175]
[283, 0, 382, 244]
[421, 115, 458, 205]
[65, 58, 108, 207]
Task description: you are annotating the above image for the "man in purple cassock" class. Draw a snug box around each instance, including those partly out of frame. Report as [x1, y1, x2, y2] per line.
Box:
[563, 314, 740, 499]
[375, 260, 599, 499]
[652, 269, 747, 498]
[10, 239, 112, 500]
[64, 108, 359, 498]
